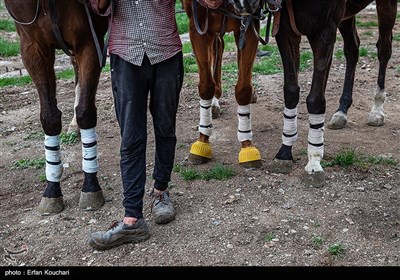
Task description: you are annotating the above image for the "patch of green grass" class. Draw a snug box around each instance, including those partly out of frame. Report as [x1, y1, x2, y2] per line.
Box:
[12, 158, 46, 170]
[334, 49, 344, 60]
[201, 163, 235, 180]
[56, 68, 75, 80]
[182, 41, 193, 54]
[253, 46, 282, 75]
[298, 148, 308, 156]
[0, 67, 77, 88]
[39, 174, 46, 183]
[176, 9, 189, 34]
[23, 131, 44, 141]
[0, 19, 16, 32]
[361, 30, 373, 38]
[356, 20, 378, 28]
[265, 233, 275, 242]
[180, 167, 202, 180]
[0, 37, 20, 57]
[312, 236, 324, 247]
[393, 34, 400, 42]
[183, 55, 198, 73]
[328, 243, 344, 257]
[178, 163, 235, 181]
[322, 149, 397, 169]
[0, 75, 32, 87]
[299, 51, 313, 71]
[60, 131, 79, 145]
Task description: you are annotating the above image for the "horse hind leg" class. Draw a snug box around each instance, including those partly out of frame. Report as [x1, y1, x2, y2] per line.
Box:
[211, 34, 224, 119]
[366, 0, 396, 127]
[67, 57, 80, 134]
[328, 17, 359, 129]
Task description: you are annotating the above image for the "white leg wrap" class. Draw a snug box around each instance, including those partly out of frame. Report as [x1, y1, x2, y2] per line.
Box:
[305, 114, 325, 174]
[44, 135, 63, 182]
[81, 128, 99, 174]
[237, 105, 252, 142]
[199, 98, 213, 136]
[282, 107, 298, 146]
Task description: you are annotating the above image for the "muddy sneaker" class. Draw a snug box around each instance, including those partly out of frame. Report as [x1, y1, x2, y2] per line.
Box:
[89, 219, 149, 250]
[151, 191, 176, 224]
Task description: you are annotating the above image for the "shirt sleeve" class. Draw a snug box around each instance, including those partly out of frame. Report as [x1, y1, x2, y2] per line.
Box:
[87, 0, 112, 16]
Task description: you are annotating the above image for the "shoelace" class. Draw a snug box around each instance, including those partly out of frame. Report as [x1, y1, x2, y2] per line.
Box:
[108, 220, 120, 230]
[150, 192, 167, 213]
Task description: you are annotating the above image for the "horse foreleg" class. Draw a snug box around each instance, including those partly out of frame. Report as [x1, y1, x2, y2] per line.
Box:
[235, 33, 261, 169]
[79, 127, 104, 210]
[39, 135, 64, 214]
[237, 104, 261, 168]
[302, 31, 337, 188]
[189, 98, 213, 164]
[74, 51, 104, 210]
[189, 32, 215, 164]
[19, 40, 65, 214]
[269, 32, 301, 174]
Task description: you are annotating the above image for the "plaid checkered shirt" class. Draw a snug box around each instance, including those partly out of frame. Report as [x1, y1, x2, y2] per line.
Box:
[88, 0, 182, 66]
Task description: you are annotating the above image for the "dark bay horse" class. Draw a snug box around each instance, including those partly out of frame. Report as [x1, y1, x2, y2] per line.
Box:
[183, 0, 268, 169]
[4, 0, 108, 214]
[268, 0, 397, 187]
[328, 0, 397, 129]
[265, 0, 347, 187]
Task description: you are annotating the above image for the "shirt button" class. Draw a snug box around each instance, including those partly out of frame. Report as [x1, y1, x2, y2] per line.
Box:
[143, 42, 147, 46]
[139, 23, 143, 27]
[135, 1, 138, 4]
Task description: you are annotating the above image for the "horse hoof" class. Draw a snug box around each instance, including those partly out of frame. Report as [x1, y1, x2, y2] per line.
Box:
[189, 141, 212, 164]
[267, 159, 293, 174]
[79, 190, 105, 211]
[366, 112, 384, 127]
[327, 111, 347, 129]
[37, 197, 64, 215]
[238, 147, 262, 169]
[300, 171, 325, 188]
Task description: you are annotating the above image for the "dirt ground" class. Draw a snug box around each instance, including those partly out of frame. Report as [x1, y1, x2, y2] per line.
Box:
[0, 5, 400, 268]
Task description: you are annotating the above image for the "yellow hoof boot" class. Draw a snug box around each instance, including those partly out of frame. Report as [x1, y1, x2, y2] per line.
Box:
[189, 141, 212, 164]
[239, 147, 262, 169]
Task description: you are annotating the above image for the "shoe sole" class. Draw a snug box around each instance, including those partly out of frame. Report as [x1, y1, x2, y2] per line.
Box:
[89, 230, 150, 251]
[154, 213, 176, 225]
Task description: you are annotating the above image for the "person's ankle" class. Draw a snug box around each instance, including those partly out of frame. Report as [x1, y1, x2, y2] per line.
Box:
[123, 216, 138, 226]
[152, 188, 166, 195]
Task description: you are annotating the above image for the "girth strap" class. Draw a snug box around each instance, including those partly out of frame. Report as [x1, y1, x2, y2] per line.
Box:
[49, 0, 72, 56]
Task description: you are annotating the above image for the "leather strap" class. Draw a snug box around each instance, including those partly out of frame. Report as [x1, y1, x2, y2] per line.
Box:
[49, 0, 73, 56]
[286, 0, 302, 36]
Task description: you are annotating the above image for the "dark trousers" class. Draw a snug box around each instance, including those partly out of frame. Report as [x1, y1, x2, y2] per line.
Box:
[110, 52, 184, 218]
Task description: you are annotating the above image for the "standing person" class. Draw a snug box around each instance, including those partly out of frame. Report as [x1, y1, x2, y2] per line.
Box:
[87, 0, 183, 251]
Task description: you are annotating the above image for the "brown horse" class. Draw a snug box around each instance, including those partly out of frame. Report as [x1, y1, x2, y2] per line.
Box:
[328, 0, 397, 129]
[183, 0, 268, 169]
[4, 0, 108, 214]
[268, 0, 397, 187]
